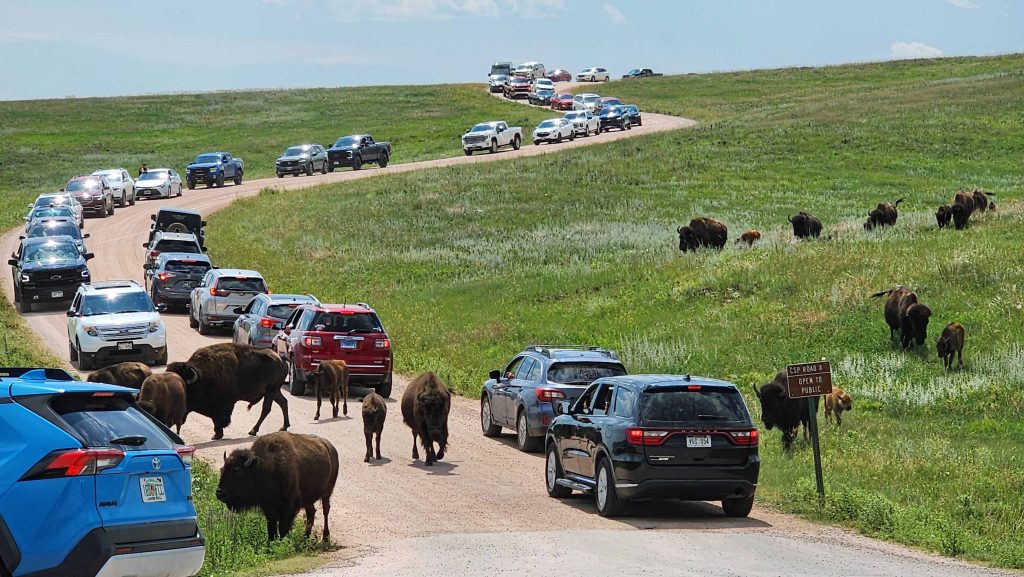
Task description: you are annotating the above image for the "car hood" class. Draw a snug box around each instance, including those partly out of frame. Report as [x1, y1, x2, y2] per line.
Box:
[80, 311, 159, 327]
[188, 162, 220, 169]
[277, 154, 311, 161]
[21, 259, 86, 272]
[138, 179, 169, 187]
[327, 145, 358, 152]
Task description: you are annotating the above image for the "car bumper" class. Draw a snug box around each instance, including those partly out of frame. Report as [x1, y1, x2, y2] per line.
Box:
[247, 326, 279, 348]
[89, 344, 167, 366]
[570, 124, 590, 134]
[296, 356, 391, 381]
[613, 458, 760, 501]
[79, 198, 105, 213]
[22, 281, 84, 303]
[151, 287, 193, 305]
[186, 173, 220, 184]
[22, 525, 205, 577]
[95, 545, 205, 577]
[202, 312, 240, 326]
[136, 187, 169, 198]
[276, 163, 310, 174]
[327, 156, 358, 167]
[600, 120, 626, 129]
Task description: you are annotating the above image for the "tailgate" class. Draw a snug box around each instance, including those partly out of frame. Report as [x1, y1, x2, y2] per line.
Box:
[95, 450, 196, 535]
[212, 292, 260, 315]
[644, 432, 750, 467]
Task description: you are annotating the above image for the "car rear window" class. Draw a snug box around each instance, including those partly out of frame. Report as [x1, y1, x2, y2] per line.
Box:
[165, 260, 210, 274]
[51, 395, 174, 451]
[155, 240, 200, 253]
[639, 387, 750, 427]
[215, 277, 266, 292]
[267, 303, 302, 319]
[548, 362, 626, 385]
[309, 312, 382, 333]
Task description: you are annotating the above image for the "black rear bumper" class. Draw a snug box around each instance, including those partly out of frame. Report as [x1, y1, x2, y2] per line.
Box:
[614, 457, 760, 501]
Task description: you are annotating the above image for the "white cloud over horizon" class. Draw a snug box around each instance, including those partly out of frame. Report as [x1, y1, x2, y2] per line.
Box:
[890, 41, 943, 59]
[602, 3, 628, 25]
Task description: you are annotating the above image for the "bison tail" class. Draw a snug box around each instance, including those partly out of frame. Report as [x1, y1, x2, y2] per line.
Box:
[869, 289, 893, 299]
[984, 191, 995, 196]
[787, 214, 794, 223]
[893, 197, 905, 208]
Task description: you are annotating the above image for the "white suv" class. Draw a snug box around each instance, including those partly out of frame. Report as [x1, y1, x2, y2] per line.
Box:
[67, 280, 168, 370]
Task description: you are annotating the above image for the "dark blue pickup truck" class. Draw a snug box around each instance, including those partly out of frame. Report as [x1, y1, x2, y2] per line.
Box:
[326, 135, 391, 171]
[185, 152, 244, 189]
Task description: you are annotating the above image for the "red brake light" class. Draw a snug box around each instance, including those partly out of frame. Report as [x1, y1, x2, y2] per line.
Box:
[210, 287, 229, 297]
[728, 429, 759, 446]
[374, 338, 391, 350]
[687, 385, 701, 391]
[175, 445, 195, 466]
[536, 388, 566, 402]
[149, 250, 160, 259]
[626, 428, 670, 446]
[259, 317, 276, 328]
[157, 272, 174, 282]
[21, 448, 124, 480]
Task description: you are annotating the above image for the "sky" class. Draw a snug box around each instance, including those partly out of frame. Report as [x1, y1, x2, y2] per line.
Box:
[0, 0, 1021, 101]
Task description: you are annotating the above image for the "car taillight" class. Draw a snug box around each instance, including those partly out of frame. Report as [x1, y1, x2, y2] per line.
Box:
[20, 448, 124, 481]
[374, 338, 391, 350]
[210, 288, 229, 297]
[626, 428, 671, 446]
[303, 336, 322, 347]
[536, 388, 565, 402]
[149, 250, 160, 259]
[259, 317, 276, 328]
[157, 272, 174, 282]
[728, 429, 759, 446]
[175, 445, 195, 467]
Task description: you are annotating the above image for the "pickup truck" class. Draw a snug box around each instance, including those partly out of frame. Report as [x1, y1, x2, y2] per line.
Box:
[622, 68, 663, 79]
[326, 135, 392, 171]
[461, 121, 522, 155]
[185, 152, 244, 189]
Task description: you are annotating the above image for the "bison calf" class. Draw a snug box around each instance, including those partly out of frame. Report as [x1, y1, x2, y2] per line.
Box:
[138, 372, 187, 434]
[216, 431, 339, 542]
[937, 322, 965, 370]
[788, 212, 822, 239]
[864, 198, 904, 231]
[752, 371, 809, 453]
[309, 360, 349, 420]
[401, 371, 451, 466]
[971, 188, 995, 212]
[824, 387, 853, 426]
[935, 205, 952, 229]
[677, 217, 728, 252]
[871, 286, 932, 350]
[362, 392, 387, 462]
[736, 229, 761, 246]
[86, 361, 152, 389]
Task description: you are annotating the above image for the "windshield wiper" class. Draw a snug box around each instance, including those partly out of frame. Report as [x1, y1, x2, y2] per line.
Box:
[109, 435, 147, 446]
[697, 414, 729, 420]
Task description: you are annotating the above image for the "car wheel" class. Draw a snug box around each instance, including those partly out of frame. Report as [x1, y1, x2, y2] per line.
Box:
[186, 180, 196, 190]
[533, 140, 540, 146]
[512, 136, 521, 150]
[570, 130, 576, 141]
[516, 410, 541, 452]
[77, 341, 95, 371]
[117, 192, 125, 207]
[188, 307, 198, 328]
[320, 160, 328, 174]
[546, 444, 572, 498]
[129, 191, 136, 206]
[68, 340, 78, 362]
[277, 172, 283, 178]
[197, 311, 211, 335]
[155, 347, 168, 366]
[489, 139, 497, 154]
[305, 162, 313, 176]
[216, 173, 225, 187]
[375, 375, 393, 398]
[596, 457, 625, 517]
[379, 152, 389, 168]
[556, 132, 563, 143]
[327, 163, 334, 172]
[464, 149, 472, 156]
[480, 397, 502, 437]
[290, 363, 306, 396]
[352, 155, 362, 171]
[234, 171, 243, 185]
[722, 495, 755, 518]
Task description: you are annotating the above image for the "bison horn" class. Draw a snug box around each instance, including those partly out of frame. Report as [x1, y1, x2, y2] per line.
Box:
[787, 215, 794, 223]
[243, 454, 257, 468]
[751, 384, 761, 398]
[676, 226, 683, 234]
[223, 451, 227, 462]
[184, 365, 199, 386]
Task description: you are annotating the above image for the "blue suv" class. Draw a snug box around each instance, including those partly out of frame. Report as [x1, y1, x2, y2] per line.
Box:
[0, 367, 204, 577]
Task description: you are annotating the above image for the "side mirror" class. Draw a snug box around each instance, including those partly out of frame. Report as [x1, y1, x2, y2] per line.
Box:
[7, 258, 18, 266]
[66, 310, 77, 317]
[555, 400, 571, 416]
[27, 204, 34, 209]
[489, 369, 501, 381]
[142, 263, 153, 270]
[273, 322, 283, 330]
[155, 303, 168, 312]
[84, 252, 95, 260]
[201, 247, 209, 252]
[59, 188, 65, 192]
[150, 214, 156, 221]
[232, 306, 244, 314]
[83, 233, 90, 239]
[18, 236, 25, 240]
[142, 243, 149, 248]
[201, 220, 208, 227]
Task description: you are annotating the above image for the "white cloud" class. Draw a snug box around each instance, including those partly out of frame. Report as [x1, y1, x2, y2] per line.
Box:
[328, 0, 565, 22]
[602, 3, 627, 24]
[946, 0, 977, 9]
[890, 41, 943, 60]
[0, 30, 53, 44]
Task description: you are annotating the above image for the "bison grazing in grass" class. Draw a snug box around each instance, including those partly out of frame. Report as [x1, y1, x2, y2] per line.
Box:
[362, 392, 387, 462]
[752, 371, 809, 453]
[871, 286, 932, 350]
[788, 212, 822, 239]
[864, 198, 904, 230]
[937, 322, 966, 371]
[166, 343, 290, 440]
[951, 190, 975, 230]
[677, 218, 728, 252]
[971, 188, 995, 212]
[401, 371, 451, 466]
[86, 361, 152, 389]
[935, 205, 952, 229]
[216, 431, 339, 542]
[309, 360, 349, 420]
[138, 372, 187, 434]
[736, 229, 761, 246]
[823, 387, 853, 427]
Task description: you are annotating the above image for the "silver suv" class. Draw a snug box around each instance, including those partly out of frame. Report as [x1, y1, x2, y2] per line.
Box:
[189, 268, 268, 335]
[67, 280, 168, 370]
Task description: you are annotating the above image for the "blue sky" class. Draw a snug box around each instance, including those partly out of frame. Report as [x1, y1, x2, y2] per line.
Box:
[0, 0, 1021, 101]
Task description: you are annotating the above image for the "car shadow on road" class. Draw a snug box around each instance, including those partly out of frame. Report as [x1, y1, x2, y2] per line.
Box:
[557, 495, 773, 530]
[492, 434, 546, 460]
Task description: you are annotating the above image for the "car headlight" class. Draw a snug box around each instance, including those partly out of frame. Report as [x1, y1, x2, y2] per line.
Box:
[84, 325, 98, 337]
[80, 268, 89, 278]
[20, 273, 29, 283]
[147, 320, 161, 333]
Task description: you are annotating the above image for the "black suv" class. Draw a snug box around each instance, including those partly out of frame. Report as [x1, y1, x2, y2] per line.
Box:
[145, 252, 213, 308]
[545, 374, 760, 517]
[149, 208, 206, 247]
[9, 236, 94, 313]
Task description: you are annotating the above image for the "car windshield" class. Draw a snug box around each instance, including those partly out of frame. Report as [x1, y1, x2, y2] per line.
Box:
[138, 172, 166, 182]
[283, 146, 309, 156]
[470, 124, 494, 133]
[31, 207, 74, 219]
[94, 171, 121, 182]
[537, 89, 553, 95]
[267, 303, 302, 319]
[557, 94, 572, 99]
[309, 312, 382, 333]
[547, 363, 626, 385]
[639, 387, 750, 427]
[66, 180, 101, 192]
[629, 69, 640, 75]
[193, 154, 221, 164]
[34, 196, 71, 207]
[583, 96, 599, 103]
[52, 395, 174, 450]
[538, 120, 560, 128]
[82, 291, 155, 316]
[215, 277, 267, 292]
[334, 136, 359, 147]
[165, 260, 210, 274]
[491, 75, 507, 81]
[564, 112, 583, 119]
[28, 222, 80, 239]
[626, 105, 638, 112]
[155, 212, 200, 229]
[155, 240, 200, 253]
[22, 241, 80, 263]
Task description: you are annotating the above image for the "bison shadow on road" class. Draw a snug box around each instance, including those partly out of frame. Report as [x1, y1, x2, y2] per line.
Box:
[557, 495, 773, 530]
[406, 460, 458, 476]
[311, 415, 353, 424]
[365, 456, 392, 467]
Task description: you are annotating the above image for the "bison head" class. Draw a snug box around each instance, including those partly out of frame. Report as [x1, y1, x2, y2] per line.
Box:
[166, 361, 200, 386]
[936, 334, 952, 359]
[751, 379, 789, 431]
[905, 303, 932, 346]
[677, 226, 698, 252]
[951, 203, 970, 229]
[215, 449, 262, 513]
[418, 388, 450, 446]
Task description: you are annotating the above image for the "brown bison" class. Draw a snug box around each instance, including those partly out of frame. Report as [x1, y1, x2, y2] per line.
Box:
[871, 287, 932, 350]
[138, 372, 187, 434]
[752, 371, 809, 453]
[971, 188, 995, 212]
[951, 190, 975, 230]
[988, 202, 997, 213]
[677, 217, 728, 252]
[937, 322, 965, 371]
[823, 387, 853, 427]
[736, 229, 761, 246]
[935, 204, 952, 229]
[216, 431, 339, 542]
[361, 392, 387, 462]
[308, 360, 349, 420]
[86, 361, 152, 389]
[863, 198, 904, 230]
[788, 212, 822, 239]
[401, 371, 451, 466]
[166, 343, 290, 440]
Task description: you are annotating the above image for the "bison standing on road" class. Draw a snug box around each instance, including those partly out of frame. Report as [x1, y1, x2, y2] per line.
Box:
[362, 392, 387, 462]
[401, 371, 451, 466]
[864, 198, 904, 230]
[937, 322, 966, 371]
[86, 361, 152, 389]
[752, 371, 809, 453]
[677, 218, 728, 252]
[309, 359, 349, 420]
[788, 212, 822, 239]
[935, 204, 952, 229]
[166, 343, 290, 440]
[138, 372, 187, 434]
[871, 286, 932, 350]
[216, 431, 339, 542]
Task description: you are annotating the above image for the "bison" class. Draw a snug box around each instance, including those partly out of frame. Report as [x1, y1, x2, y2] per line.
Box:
[988, 202, 997, 213]
[86, 361, 152, 389]
[138, 372, 187, 434]
[935, 204, 952, 229]
[951, 190, 975, 230]
[788, 212, 822, 239]
[937, 321, 965, 371]
[677, 218, 728, 252]
[971, 188, 995, 212]
[166, 343, 290, 440]
[752, 371, 809, 453]
[823, 387, 853, 426]
[362, 392, 387, 462]
[216, 431, 339, 542]
[736, 229, 761, 246]
[871, 286, 932, 350]
[864, 198, 904, 230]
[309, 360, 349, 420]
[401, 371, 451, 466]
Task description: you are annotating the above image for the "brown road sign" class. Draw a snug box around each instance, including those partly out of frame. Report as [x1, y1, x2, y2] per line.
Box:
[786, 361, 833, 399]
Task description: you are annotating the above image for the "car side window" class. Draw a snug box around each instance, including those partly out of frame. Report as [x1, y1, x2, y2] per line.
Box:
[515, 358, 537, 380]
[589, 384, 613, 416]
[524, 358, 543, 382]
[298, 308, 315, 330]
[612, 386, 637, 418]
[70, 293, 81, 312]
[503, 356, 525, 380]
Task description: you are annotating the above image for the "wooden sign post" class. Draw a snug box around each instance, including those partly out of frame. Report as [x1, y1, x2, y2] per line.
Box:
[786, 361, 833, 503]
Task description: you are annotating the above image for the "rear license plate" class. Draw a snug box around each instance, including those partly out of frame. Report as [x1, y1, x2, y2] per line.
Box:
[140, 477, 166, 503]
[181, 281, 195, 289]
[339, 339, 358, 349]
[686, 435, 712, 448]
[51, 290, 63, 298]
[117, 342, 133, 351]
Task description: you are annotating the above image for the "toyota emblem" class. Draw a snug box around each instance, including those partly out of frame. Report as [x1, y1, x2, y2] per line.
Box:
[152, 458, 161, 470]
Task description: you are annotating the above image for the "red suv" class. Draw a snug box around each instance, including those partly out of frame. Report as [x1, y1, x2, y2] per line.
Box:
[276, 302, 393, 398]
[63, 175, 115, 217]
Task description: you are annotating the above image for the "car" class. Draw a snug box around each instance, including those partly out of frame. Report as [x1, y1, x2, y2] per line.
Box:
[623, 104, 642, 126]
[550, 93, 575, 111]
[528, 88, 555, 106]
[9, 236, 93, 313]
[276, 143, 328, 177]
[231, 293, 320, 349]
[572, 93, 602, 113]
[67, 280, 169, 369]
[144, 252, 213, 309]
[597, 105, 632, 132]
[135, 168, 184, 199]
[326, 135, 391, 172]
[489, 61, 513, 77]
[563, 110, 600, 137]
[544, 374, 760, 518]
[0, 367, 204, 577]
[184, 151, 244, 189]
[143, 231, 205, 271]
[481, 345, 627, 452]
[512, 61, 545, 80]
[532, 118, 576, 145]
[91, 168, 136, 207]
[576, 67, 610, 82]
[546, 69, 572, 82]
[188, 268, 268, 335]
[63, 175, 115, 218]
[600, 96, 622, 108]
[622, 68, 662, 79]
[276, 302, 393, 398]
[488, 74, 508, 93]
[531, 78, 555, 92]
[26, 192, 84, 229]
[148, 208, 206, 247]
[503, 75, 532, 99]
[22, 217, 90, 255]
[461, 121, 523, 155]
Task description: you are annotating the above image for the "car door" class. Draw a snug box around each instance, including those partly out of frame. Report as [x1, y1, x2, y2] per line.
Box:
[66, 292, 82, 343]
[121, 169, 134, 199]
[235, 298, 257, 342]
[192, 270, 212, 317]
[505, 357, 539, 422]
[363, 137, 378, 161]
[492, 356, 525, 426]
[559, 382, 602, 475]
[574, 382, 614, 479]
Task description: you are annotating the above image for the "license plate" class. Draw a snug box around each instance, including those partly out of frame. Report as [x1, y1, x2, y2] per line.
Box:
[339, 339, 358, 349]
[51, 290, 63, 298]
[117, 342, 133, 351]
[140, 477, 166, 503]
[686, 435, 712, 448]
[181, 281, 195, 289]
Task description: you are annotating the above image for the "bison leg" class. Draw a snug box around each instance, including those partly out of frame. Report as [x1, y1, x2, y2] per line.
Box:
[321, 495, 331, 542]
[331, 384, 339, 419]
[303, 504, 316, 538]
[265, 514, 279, 542]
[315, 384, 323, 421]
[249, 392, 277, 436]
[375, 429, 383, 461]
[835, 409, 843, 427]
[957, 347, 964, 370]
[340, 374, 348, 417]
[274, 388, 290, 431]
[419, 425, 437, 466]
[278, 505, 298, 540]
[411, 431, 419, 460]
[212, 413, 231, 441]
[782, 429, 796, 453]
[364, 430, 373, 463]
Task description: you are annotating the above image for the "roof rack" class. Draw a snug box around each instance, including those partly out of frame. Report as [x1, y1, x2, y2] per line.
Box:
[525, 345, 618, 360]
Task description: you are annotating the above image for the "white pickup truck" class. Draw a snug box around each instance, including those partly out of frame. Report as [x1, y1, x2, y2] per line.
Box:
[461, 121, 523, 155]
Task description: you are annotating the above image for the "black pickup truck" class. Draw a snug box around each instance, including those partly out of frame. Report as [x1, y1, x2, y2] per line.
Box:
[622, 68, 663, 79]
[326, 135, 391, 171]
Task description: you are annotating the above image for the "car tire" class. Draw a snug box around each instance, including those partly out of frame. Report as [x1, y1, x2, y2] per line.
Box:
[117, 192, 125, 207]
[722, 495, 755, 518]
[512, 136, 521, 150]
[516, 410, 541, 453]
[379, 152, 389, 168]
[305, 162, 313, 176]
[188, 308, 198, 328]
[327, 163, 334, 172]
[290, 363, 306, 396]
[177, 185, 183, 196]
[556, 132, 563, 143]
[216, 173, 225, 188]
[545, 443, 572, 498]
[464, 150, 472, 156]
[595, 457, 625, 517]
[375, 374, 393, 398]
[570, 131, 576, 141]
[68, 340, 78, 362]
[19, 297, 31, 313]
[129, 191, 136, 206]
[277, 172, 283, 178]
[186, 180, 196, 190]
[352, 156, 362, 171]
[320, 160, 328, 174]
[533, 140, 540, 146]
[234, 171, 243, 185]
[156, 347, 168, 366]
[480, 397, 502, 437]
[197, 311, 211, 335]
[77, 341, 95, 371]
[489, 139, 497, 154]
[104, 199, 113, 217]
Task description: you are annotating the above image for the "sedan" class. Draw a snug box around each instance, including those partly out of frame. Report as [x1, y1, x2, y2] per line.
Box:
[135, 168, 184, 199]
[531, 78, 555, 93]
[533, 118, 575, 145]
[546, 69, 572, 82]
[576, 67, 610, 82]
[623, 104, 642, 126]
[91, 168, 136, 207]
[528, 89, 554, 106]
[563, 110, 600, 137]
[550, 93, 574, 111]
[597, 105, 631, 132]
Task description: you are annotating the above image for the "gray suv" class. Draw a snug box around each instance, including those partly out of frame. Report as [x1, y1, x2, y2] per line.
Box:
[189, 268, 268, 335]
[231, 293, 320, 348]
[275, 144, 328, 177]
